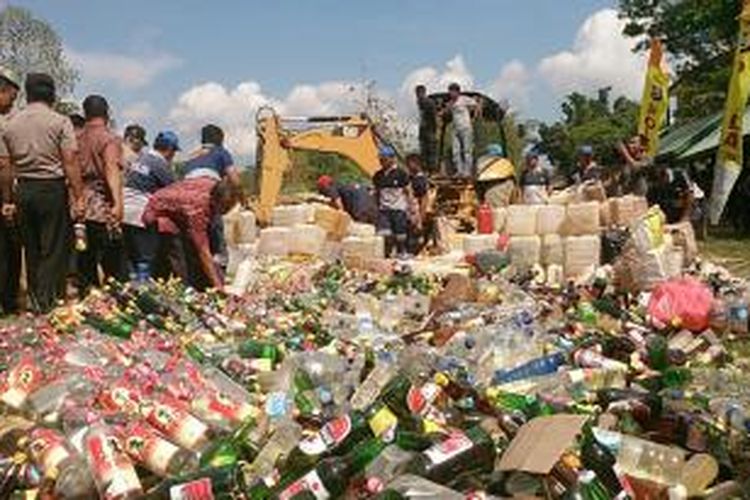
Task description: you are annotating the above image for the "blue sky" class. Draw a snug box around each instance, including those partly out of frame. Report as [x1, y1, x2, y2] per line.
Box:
[9, 0, 645, 157]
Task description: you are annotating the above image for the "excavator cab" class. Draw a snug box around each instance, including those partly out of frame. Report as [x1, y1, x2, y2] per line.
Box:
[253, 106, 384, 225]
[423, 92, 513, 227]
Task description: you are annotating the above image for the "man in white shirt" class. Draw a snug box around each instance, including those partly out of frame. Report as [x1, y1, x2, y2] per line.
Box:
[446, 83, 477, 178]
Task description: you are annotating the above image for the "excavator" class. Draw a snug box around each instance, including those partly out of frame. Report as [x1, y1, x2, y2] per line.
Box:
[253, 106, 383, 225]
[252, 92, 513, 227]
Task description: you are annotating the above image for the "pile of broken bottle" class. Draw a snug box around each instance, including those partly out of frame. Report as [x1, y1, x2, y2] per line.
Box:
[0, 258, 749, 499]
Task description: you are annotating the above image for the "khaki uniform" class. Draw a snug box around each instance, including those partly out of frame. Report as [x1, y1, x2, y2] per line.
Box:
[0, 102, 77, 312]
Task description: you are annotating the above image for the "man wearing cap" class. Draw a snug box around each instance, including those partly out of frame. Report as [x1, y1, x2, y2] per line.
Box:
[123, 131, 179, 281]
[0, 73, 84, 312]
[571, 145, 603, 185]
[122, 124, 147, 170]
[373, 145, 412, 258]
[316, 175, 376, 224]
[76, 95, 127, 291]
[0, 66, 20, 315]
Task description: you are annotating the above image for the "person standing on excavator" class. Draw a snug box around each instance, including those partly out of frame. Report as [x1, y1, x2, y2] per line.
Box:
[415, 85, 438, 173]
[445, 83, 478, 178]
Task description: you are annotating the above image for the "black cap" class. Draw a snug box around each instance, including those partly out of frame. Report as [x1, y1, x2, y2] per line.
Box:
[124, 124, 147, 146]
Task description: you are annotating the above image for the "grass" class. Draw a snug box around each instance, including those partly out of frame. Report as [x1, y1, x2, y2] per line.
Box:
[699, 231, 750, 280]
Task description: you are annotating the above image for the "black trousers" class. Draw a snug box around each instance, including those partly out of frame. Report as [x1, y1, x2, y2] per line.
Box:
[77, 221, 127, 292]
[0, 216, 21, 315]
[17, 179, 70, 313]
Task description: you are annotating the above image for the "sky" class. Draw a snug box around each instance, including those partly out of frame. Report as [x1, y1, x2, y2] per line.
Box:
[6, 0, 648, 159]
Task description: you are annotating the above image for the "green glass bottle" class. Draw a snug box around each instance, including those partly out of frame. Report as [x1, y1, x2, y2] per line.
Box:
[578, 470, 613, 500]
[274, 438, 386, 499]
[402, 425, 496, 483]
[83, 313, 133, 339]
[646, 334, 669, 372]
[238, 339, 281, 365]
[199, 417, 258, 469]
[580, 428, 623, 497]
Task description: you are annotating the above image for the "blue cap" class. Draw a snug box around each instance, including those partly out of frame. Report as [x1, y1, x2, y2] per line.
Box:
[579, 145, 593, 155]
[154, 130, 180, 151]
[485, 143, 504, 157]
[378, 144, 396, 158]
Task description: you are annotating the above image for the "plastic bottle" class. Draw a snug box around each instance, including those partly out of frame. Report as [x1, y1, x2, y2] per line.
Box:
[726, 291, 749, 335]
[380, 474, 464, 500]
[121, 421, 197, 477]
[492, 352, 567, 385]
[25, 426, 97, 499]
[679, 453, 719, 497]
[351, 361, 398, 411]
[144, 396, 214, 454]
[82, 421, 143, 499]
[593, 427, 685, 486]
[247, 421, 302, 479]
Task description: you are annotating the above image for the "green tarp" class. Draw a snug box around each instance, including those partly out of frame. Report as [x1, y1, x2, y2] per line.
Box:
[657, 107, 750, 161]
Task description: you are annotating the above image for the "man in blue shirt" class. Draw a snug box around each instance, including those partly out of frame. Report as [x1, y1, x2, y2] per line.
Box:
[122, 131, 179, 280]
[183, 124, 242, 261]
[316, 175, 376, 224]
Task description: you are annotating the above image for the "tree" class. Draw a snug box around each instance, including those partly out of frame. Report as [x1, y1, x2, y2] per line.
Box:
[539, 90, 639, 175]
[618, 0, 741, 121]
[0, 6, 78, 96]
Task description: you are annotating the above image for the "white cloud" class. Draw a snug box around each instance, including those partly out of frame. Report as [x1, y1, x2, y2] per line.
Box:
[489, 60, 530, 109]
[67, 47, 182, 89]
[120, 101, 154, 124]
[398, 55, 474, 108]
[538, 8, 646, 99]
[167, 80, 361, 157]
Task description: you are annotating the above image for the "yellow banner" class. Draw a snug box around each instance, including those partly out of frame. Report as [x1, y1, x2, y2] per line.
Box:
[710, 0, 750, 224]
[637, 39, 670, 158]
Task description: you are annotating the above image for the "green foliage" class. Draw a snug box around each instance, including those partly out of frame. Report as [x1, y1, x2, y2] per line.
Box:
[539, 90, 639, 175]
[0, 6, 79, 97]
[282, 151, 371, 193]
[618, 0, 741, 121]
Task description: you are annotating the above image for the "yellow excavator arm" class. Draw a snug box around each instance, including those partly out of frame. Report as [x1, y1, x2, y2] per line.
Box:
[255, 106, 382, 225]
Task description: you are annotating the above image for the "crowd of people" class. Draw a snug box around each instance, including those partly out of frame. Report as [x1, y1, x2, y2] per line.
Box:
[0, 69, 243, 315]
[318, 82, 704, 260]
[0, 68, 707, 314]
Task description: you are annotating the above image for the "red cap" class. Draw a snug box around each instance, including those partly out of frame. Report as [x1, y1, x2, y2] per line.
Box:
[317, 175, 334, 191]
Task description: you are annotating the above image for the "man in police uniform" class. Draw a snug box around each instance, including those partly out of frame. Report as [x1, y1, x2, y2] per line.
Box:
[0, 66, 20, 315]
[0, 73, 84, 312]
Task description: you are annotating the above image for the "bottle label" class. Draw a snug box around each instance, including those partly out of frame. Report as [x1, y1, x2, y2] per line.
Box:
[28, 428, 71, 474]
[0, 356, 43, 409]
[124, 423, 180, 477]
[278, 469, 330, 500]
[147, 401, 209, 451]
[368, 406, 398, 438]
[99, 384, 142, 414]
[194, 390, 257, 426]
[424, 430, 473, 465]
[407, 382, 441, 415]
[170, 477, 214, 500]
[298, 415, 351, 456]
[85, 432, 142, 498]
